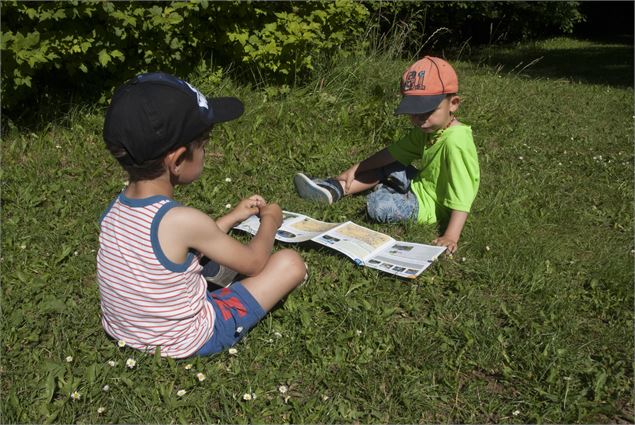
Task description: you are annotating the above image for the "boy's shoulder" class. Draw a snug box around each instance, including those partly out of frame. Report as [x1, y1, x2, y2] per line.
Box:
[443, 124, 474, 148]
[162, 204, 212, 227]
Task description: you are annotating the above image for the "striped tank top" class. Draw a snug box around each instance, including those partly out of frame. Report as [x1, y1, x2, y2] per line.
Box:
[97, 193, 214, 358]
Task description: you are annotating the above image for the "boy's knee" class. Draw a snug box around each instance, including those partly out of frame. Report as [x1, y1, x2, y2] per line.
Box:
[366, 192, 393, 223]
[275, 249, 307, 283]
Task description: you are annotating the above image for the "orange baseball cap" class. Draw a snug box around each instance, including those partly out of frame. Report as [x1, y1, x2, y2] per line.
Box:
[395, 56, 459, 115]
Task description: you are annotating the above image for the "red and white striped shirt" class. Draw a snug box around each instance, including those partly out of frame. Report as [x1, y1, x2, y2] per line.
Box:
[97, 194, 214, 358]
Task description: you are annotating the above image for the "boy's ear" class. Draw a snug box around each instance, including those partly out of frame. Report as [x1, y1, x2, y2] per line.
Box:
[164, 146, 188, 175]
[449, 95, 461, 112]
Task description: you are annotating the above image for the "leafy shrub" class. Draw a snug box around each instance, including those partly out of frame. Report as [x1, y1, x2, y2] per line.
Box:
[1, 0, 584, 125]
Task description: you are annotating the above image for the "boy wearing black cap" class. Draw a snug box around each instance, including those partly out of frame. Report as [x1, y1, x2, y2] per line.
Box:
[294, 56, 480, 254]
[98, 72, 307, 358]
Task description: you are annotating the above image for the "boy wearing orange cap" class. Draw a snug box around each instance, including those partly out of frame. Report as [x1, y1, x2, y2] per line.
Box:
[294, 56, 479, 254]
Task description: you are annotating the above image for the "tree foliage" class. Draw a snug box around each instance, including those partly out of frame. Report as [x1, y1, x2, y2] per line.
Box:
[1, 0, 584, 122]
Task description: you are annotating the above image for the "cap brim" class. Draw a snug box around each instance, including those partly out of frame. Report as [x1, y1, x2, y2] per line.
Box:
[394, 94, 446, 115]
[208, 97, 245, 123]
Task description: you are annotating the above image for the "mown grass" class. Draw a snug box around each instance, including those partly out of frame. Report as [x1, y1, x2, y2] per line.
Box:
[1, 37, 633, 423]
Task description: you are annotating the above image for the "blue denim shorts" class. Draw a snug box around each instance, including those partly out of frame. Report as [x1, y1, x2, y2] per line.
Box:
[195, 282, 266, 356]
[366, 163, 419, 223]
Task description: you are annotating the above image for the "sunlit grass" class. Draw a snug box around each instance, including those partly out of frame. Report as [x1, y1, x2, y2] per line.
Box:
[1, 37, 633, 423]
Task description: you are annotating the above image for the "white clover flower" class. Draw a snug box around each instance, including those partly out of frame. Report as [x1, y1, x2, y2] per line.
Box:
[97, 407, 106, 414]
[196, 372, 206, 382]
[107, 360, 116, 367]
[184, 364, 193, 370]
[228, 348, 238, 355]
[70, 391, 81, 401]
[56, 144, 61, 149]
[518, 156, 524, 161]
[242, 393, 253, 401]
[177, 389, 187, 397]
[117, 340, 126, 348]
[321, 394, 330, 401]
[65, 356, 73, 363]
[102, 384, 110, 392]
[126, 358, 136, 368]
[512, 410, 520, 416]
[485, 246, 491, 251]
[20, 244, 26, 250]
[355, 330, 362, 336]
[225, 177, 232, 182]
[461, 257, 466, 262]
[278, 385, 288, 394]
[225, 203, 232, 209]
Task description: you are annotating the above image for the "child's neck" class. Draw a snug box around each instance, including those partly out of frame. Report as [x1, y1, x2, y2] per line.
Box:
[444, 116, 458, 129]
[125, 175, 174, 199]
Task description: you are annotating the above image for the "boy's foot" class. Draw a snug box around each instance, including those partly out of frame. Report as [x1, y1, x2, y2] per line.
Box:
[293, 173, 344, 204]
[200, 258, 238, 287]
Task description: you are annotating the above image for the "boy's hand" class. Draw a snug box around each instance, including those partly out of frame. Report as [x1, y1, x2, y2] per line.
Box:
[336, 163, 360, 194]
[258, 203, 283, 229]
[232, 195, 266, 222]
[433, 235, 458, 254]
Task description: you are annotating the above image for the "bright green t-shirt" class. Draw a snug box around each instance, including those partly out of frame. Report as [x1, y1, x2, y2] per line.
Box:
[387, 125, 480, 224]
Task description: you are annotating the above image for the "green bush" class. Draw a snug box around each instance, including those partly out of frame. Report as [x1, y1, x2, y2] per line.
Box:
[1, 0, 584, 125]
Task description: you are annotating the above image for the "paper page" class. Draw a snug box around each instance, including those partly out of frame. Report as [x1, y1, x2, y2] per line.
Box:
[311, 221, 395, 263]
[282, 214, 341, 242]
[233, 211, 340, 243]
[364, 241, 446, 278]
[233, 214, 262, 236]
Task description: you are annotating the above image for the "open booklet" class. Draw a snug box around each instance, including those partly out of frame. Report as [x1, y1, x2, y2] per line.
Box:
[233, 211, 446, 279]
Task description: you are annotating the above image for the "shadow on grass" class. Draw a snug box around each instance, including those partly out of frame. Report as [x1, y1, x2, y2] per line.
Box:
[468, 42, 634, 88]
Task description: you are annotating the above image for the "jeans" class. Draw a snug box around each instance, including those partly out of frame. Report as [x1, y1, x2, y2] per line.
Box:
[366, 163, 419, 223]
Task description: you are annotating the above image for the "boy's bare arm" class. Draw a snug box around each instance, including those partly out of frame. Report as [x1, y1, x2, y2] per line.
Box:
[433, 210, 468, 254]
[160, 205, 281, 276]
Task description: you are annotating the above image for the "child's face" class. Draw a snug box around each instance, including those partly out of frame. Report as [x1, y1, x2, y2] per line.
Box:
[409, 96, 459, 133]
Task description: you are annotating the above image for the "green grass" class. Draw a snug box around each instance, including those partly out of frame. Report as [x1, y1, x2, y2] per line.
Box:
[1, 37, 633, 423]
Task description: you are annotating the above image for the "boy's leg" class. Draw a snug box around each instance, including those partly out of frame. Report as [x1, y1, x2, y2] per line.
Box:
[365, 162, 419, 223]
[240, 249, 307, 311]
[293, 173, 345, 204]
[195, 249, 306, 357]
[367, 185, 419, 223]
[294, 168, 384, 204]
[335, 168, 385, 195]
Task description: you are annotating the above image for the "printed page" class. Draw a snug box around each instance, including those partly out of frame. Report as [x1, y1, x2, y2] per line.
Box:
[311, 222, 395, 264]
[233, 211, 340, 243]
[364, 241, 446, 279]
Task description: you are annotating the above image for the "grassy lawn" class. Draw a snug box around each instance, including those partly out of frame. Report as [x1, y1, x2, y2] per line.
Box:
[1, 37, 633, 423]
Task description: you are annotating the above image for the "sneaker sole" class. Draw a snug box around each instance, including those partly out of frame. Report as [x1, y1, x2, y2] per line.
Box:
[293, 173, 333, 204]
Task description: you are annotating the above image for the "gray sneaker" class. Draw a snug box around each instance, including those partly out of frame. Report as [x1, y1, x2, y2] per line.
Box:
[201, 258, 238, 287]
[294, 173, 344, 204]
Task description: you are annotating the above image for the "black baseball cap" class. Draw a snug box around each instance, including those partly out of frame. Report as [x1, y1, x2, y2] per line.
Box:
[103, 72, 244, 164]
